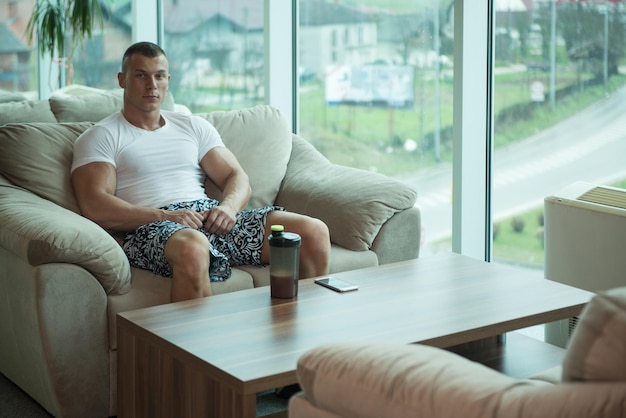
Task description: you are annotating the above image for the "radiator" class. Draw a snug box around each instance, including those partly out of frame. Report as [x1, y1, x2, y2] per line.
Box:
[544, 181, 626, 348]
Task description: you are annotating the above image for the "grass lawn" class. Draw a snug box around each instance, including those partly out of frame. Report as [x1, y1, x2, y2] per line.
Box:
[491, 178, 626, 267]
[297, 66, 623, 177]
[493, 208, 545, 267]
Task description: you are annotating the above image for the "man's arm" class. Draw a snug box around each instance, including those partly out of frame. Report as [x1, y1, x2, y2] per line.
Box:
[200, 146, 252, 235]
[71, 162, 205, 231]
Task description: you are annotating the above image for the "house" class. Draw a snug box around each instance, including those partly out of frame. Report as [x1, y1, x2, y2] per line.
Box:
[299, 0, 377, 80]
[71, 0, 266, 94]
[64, 0, 130, 89]
[0, 0, 33, 92]
[159, 0, 264, 98]
[376, 11, 440, 68]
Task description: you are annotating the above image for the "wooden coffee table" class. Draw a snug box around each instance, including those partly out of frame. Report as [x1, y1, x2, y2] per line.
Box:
[117, 252, 594, 418]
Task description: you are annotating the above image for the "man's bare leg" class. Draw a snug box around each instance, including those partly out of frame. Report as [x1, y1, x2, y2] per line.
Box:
[263, 212, 330, 278]
[164, 228, 213, 302]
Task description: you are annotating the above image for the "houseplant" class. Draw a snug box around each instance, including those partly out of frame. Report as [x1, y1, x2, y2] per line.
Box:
[25, 0, 110, 85]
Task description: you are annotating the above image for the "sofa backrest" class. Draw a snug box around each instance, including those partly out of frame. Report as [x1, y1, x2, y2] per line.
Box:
[0, 88, 176, 125]
[0, 122, 93, 214]
[202, 105, 292, 209]
[0, 89, 28, 103]
[562, 286, 626, 382]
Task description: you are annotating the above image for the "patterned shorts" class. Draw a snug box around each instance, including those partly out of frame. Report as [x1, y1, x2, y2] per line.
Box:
[122, 199, 283, 281]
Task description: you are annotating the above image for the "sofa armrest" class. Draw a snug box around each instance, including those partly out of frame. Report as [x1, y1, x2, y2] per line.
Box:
[275, 135, 418, 253]
[371, 206, 421, 263]
[292, 342, 626, 418]
[0, 258, 110, 418]
[0, 183, 131, 295]
[499, 381, 626, 418]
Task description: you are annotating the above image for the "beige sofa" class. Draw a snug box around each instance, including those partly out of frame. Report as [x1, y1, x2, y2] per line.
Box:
[0, 88, 421, 418]
[289, 287, 626, 418]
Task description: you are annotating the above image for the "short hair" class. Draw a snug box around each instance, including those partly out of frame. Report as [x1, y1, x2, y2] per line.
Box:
[121, 42, 167, 72]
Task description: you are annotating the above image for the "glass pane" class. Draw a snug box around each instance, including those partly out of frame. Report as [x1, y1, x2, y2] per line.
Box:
[492, 0, 626, 270]
[0, 0, 37, 98]
[1, 0, 129, 96]
[298, 0, 454, 255]
[162, 0, 265, 113]
[71, 0, 131, 91]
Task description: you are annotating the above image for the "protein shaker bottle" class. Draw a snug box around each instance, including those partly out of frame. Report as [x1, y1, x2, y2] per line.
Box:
[268, 224, 301, 298]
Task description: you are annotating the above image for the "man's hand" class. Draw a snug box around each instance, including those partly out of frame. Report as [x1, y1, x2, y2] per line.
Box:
[202, 205, 237, 235]
[163, 209, 206, 229]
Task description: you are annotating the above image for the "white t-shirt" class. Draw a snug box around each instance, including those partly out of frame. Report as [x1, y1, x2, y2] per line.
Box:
[71, 111, 224, 208]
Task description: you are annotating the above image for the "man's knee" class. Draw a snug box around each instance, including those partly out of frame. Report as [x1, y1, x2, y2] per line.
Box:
[300, 218, 331, 259]
[306, 218, 330, 247]
[298, 217, 330, 277]
[165, 228, 210, 271]
[166, 229, 213, 301]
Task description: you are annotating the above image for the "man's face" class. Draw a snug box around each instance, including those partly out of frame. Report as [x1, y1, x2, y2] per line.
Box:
[118, 53, 170, 113]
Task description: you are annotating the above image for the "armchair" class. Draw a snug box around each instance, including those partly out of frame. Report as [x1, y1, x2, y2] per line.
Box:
[290, 287, 626, 418]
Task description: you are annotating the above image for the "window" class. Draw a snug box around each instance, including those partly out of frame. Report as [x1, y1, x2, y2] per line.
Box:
[2, 0, 125, 98]
[0, 0, 36, 97]
[492, 1, 626, 269]
[70, 0, 132, 91]
[162, 0, 265, 113]
[299, 1, 453, 256]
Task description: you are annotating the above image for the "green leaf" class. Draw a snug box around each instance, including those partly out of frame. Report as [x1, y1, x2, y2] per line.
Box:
[25, 0, 110, 58]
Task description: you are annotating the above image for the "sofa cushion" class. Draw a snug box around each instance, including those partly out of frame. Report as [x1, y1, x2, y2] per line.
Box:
[277, 137, 418, 251]
[49, 89, 176, 123]
[0, 100, 57, 125]
[0, 89, 27, 103]
[562, 287, 626, 382]
[0, 185, 131, 295]
[0, 122, 93, 214]
[202, 105, 292, 209]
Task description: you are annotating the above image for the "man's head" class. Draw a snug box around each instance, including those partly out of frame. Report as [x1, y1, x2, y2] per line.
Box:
[118, 41, 170, 115]
[121, 42, 167, 74]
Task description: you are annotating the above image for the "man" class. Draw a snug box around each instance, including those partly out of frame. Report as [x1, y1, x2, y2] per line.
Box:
[71, 41, 330, 302]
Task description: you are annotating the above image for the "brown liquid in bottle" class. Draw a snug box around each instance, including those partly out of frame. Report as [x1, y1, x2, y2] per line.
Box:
[270, 274, 297, 298]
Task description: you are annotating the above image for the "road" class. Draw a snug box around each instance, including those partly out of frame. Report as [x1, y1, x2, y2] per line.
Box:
[399, 84, 626, 247]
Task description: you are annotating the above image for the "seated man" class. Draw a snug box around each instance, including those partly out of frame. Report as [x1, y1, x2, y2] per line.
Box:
[71, 41, 330, 302]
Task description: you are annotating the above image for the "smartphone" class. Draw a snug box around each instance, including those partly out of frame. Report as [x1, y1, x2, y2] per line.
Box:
[314, 277, 358, 293]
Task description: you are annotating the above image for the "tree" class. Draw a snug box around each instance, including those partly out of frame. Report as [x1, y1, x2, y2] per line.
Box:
[558, 2, 625, 77]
